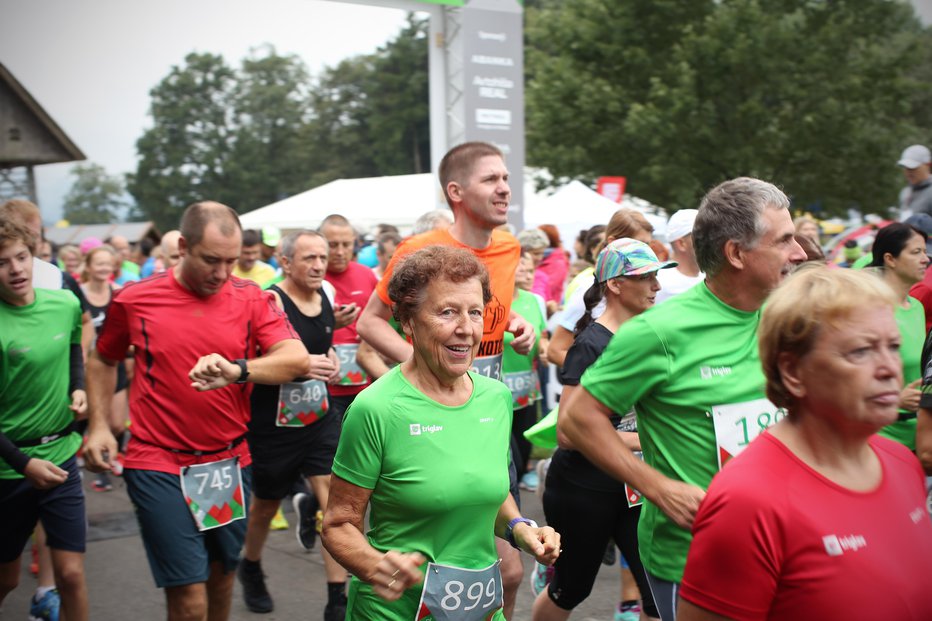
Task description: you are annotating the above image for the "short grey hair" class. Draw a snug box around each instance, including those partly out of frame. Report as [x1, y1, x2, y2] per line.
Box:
[281, 230, 326, 262]
[413, 209, 454, 235]
[517, 228, 549, 251]
[693, 177, 790, 277]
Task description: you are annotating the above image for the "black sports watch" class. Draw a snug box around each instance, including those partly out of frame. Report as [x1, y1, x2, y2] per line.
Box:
[232, 358, 250, 384]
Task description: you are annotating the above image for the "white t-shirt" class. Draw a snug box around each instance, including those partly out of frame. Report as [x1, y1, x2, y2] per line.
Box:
[655, 268, 704, 304]
[32, 257, 64, 289]
[556, 282, 605, 332]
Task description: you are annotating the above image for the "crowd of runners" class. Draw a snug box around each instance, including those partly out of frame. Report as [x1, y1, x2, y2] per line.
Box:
[2, 141, 932, 621]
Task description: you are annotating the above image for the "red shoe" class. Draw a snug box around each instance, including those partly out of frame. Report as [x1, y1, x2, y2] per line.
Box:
[29, 541, 38, 576]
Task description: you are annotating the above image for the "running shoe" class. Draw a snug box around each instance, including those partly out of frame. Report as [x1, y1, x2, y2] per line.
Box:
[615, 602, 641, 621]
[323, 591, 348, 621]
[292, 492, 319, 551]
[270, 506, 289, 530]
[602, 543, 616, 566]
[529, 561, 554, 597]
[28, 588, 60, 621]
[519, 470, 539, 492]
[91, 472, 113, 492]
[237, 559, 273, 613]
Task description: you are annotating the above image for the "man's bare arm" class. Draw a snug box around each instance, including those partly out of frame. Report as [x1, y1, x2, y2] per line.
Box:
[356, 290, 412, 364]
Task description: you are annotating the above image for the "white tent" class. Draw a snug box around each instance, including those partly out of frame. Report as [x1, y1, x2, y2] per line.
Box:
[239, 172, 666, 242]
[239, 173, 448, 233]
[524, 180, 668, 257]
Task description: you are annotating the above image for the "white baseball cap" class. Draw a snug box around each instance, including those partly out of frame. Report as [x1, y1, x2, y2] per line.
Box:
[666, 209, 698, 242]
[898, 144, 931, 169]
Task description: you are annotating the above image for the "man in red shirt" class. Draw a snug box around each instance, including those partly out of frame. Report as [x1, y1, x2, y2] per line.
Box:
[356, 141, 535, 619]
[318, 214, 379, 421]
[84, 202, 309, 621]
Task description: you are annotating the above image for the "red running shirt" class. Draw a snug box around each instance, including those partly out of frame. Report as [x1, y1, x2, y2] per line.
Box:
[681, 432, 932, 621]
[96, 271, 298, 473]
[326, 262, 378, 397]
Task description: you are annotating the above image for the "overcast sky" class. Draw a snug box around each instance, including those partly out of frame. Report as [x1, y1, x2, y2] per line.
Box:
[1, 0, 412, 223]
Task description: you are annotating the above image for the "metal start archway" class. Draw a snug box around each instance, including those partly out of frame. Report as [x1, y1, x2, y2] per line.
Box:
[328, 0, 525, 229]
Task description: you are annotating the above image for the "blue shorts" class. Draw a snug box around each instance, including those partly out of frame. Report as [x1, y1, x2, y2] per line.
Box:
[124, 465, 252, 588]
[0, 455, 86, 563]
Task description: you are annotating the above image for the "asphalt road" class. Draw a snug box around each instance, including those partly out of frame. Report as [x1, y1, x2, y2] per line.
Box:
[3, 470, 625, 621]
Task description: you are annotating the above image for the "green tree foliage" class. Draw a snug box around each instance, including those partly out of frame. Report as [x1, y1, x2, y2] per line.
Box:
[62, 162, 128, 224]
[526, 0, 928, 217]
[304, 14, 430, 187]
[226, 45, 315, 211]
[128, 52, 237, 230]
[129, 17, 429, 230]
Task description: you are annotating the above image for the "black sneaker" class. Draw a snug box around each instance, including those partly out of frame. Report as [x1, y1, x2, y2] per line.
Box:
[602, 542, 616, 566]
[324, 592, 347, 621]
[237, 559, 273, 613]
[293, 492, 319, 551]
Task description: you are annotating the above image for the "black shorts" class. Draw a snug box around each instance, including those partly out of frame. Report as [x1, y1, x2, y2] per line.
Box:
[248, 412, 341, 500]
[115, 361, 129, 393]
[0, 456, 86, 562]
[124, 465, 251, 588]
[542, 466, 656, 616]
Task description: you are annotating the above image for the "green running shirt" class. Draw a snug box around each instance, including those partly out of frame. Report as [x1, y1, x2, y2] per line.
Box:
[878, 296, 925, 450]
[581, 282, 768, 582]
[333, 366, 512, 620]
[0, 288, 83, 478]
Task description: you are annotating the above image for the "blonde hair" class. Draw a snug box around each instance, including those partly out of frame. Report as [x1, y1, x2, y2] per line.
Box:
[758, 264, 898, 408]
[81, 245, 118, 283]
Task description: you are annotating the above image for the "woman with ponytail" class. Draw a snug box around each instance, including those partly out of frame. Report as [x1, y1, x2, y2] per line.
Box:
[531, 239, 676, 621]
[548, 210, 654, 367]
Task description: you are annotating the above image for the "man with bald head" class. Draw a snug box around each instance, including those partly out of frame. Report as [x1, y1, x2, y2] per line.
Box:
[106, 234, 140, 285]
[160, 230, 182, 270]
[85, 201, 310, 621]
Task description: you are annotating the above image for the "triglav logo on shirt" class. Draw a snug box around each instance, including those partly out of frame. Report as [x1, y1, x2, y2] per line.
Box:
[410, 424, 443, 436]
[699, 365, 732, 380]
[822, 534, 867, 556]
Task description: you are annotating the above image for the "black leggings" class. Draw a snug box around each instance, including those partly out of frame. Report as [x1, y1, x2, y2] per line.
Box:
[542, 467, 657, 617]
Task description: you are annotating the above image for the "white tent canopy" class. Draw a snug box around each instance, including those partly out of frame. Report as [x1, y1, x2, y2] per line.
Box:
[524, 180, 668, 256]
[240, 173, 667, 243]
[239, 173, 448, 233]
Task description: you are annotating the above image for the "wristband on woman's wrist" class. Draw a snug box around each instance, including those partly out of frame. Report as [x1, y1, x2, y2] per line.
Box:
[504, 517, 538, 549]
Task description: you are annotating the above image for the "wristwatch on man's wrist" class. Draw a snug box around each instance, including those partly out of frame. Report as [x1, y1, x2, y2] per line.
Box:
[232, 358, 249, 384]
[505, 517, 538, 549]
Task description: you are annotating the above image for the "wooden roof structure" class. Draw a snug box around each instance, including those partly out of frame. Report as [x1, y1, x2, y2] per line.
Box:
[0, 62, 85, 167]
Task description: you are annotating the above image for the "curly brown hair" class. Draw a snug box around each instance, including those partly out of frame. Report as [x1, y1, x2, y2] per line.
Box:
[388, 245, 492, 325]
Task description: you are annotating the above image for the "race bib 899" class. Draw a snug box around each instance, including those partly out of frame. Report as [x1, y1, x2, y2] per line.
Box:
[416, 560, 503, 621]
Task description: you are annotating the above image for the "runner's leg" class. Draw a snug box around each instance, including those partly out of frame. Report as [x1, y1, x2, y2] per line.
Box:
[0, 558, 20, 603]
[499, 539, 523, 619]
[166, 583, 207, 621]
[50, 548, 88, 621]
[242, 496, 280, 562]
[206, 560, 236, 621]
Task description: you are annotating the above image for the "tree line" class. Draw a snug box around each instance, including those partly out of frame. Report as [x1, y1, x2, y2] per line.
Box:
[64, 1, 930, 229]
